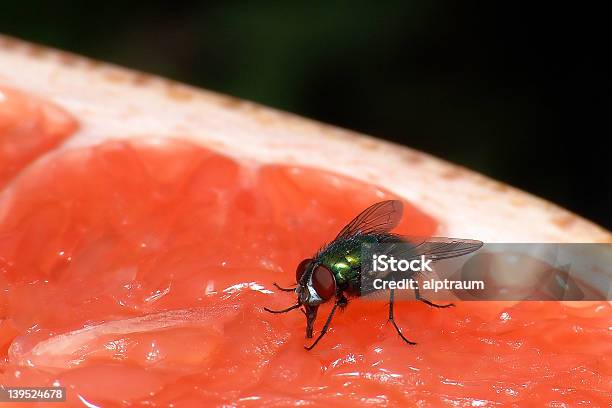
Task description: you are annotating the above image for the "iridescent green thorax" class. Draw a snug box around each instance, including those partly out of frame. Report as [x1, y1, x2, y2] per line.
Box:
[315, 234, 382, 295]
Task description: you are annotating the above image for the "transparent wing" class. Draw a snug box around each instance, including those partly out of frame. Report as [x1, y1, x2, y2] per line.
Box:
[359, 234, 483, 296]
[397, 236, 484, 262]
[335, 200, 403, 240]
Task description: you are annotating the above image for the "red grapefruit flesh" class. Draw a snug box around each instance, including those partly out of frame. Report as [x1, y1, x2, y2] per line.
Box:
[0, 86, 77, 188]
[0, 118, 610, 406]
[1, 36, 611, 407]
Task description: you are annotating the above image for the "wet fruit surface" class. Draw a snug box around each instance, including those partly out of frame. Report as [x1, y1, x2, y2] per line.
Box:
[0, 89, 611, 407]
[0, 86, 77, 189]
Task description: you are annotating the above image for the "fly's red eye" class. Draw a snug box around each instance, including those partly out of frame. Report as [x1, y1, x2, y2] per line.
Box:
[312, 265, 336, 300]
[296, 258, 312, 283]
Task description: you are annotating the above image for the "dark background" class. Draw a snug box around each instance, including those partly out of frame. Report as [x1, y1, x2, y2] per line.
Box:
[1, 2, 609, 229]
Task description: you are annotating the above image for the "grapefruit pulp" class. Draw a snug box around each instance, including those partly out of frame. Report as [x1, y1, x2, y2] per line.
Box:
[0, 88, 611, 407]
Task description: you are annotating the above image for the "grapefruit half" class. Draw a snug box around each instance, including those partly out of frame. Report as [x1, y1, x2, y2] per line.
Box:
[0, 36, 610, 407]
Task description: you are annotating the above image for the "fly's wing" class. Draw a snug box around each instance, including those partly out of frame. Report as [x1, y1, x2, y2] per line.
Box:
[359, 234, 483, 296]
[359, 234, 409, 294]
[335, 200, 403, 240]
[398, 236, 484, 262]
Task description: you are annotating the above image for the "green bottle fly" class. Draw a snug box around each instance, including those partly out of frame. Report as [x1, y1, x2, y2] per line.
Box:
[264, 200, 482, 350]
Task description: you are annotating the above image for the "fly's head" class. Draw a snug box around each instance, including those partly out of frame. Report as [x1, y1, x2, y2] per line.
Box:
[294, 258, 337, 338]
[295, 258, 337, 307]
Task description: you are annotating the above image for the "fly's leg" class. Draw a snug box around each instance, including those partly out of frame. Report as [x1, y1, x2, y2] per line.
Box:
[414, 286, 455, 308]
[272, 282, 296, 292]
[389, 288, 417, 345]
[264, 303, 301, 313]
[304, 296, 347, 350]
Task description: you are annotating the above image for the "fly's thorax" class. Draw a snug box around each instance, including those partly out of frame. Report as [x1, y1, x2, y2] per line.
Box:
[316, 237, 369, 286]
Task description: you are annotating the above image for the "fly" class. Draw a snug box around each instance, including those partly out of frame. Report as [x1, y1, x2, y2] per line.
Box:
[264, 200, 483, 350]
